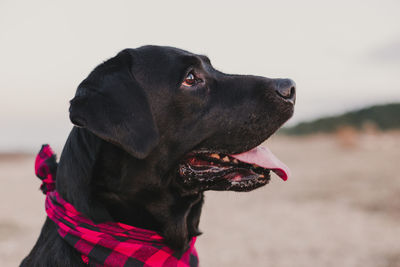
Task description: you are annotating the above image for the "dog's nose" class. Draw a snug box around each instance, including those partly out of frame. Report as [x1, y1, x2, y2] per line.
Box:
[274, 79, 296, 103]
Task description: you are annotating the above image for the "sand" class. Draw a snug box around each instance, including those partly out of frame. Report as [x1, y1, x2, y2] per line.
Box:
[1, 132, 400, 267]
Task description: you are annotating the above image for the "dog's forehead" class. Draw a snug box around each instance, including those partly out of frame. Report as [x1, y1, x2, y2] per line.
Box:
[125, 45, 211, 90]
[136, 45, 195, 57]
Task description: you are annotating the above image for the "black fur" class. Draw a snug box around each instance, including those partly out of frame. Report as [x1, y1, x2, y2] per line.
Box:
[21, 46, 294, 266]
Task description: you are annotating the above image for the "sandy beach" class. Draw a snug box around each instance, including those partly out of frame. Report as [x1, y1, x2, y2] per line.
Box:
[1, 133, 399, 267]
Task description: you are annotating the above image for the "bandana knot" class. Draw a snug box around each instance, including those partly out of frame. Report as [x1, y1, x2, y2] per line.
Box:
[35, 144, 199, 267]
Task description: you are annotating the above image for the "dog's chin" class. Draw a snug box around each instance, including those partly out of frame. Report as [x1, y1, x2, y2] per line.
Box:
[178, 151, 271, 192]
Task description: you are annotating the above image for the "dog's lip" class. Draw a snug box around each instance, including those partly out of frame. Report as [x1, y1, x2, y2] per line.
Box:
[230, 146, 290, 181]
[188, 145, 290, 181]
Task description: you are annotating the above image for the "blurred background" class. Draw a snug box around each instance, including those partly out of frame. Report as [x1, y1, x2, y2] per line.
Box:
[1, 0, 399, 266]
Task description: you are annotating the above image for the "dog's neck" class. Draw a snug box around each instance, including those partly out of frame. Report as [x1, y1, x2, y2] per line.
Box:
[56, 127, 203, 251]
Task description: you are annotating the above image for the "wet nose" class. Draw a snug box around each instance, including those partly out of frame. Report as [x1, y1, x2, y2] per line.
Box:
[274, 79, 296, 103]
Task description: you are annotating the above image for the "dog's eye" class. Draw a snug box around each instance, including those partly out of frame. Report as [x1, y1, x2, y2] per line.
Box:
[182, 72, 199, 87]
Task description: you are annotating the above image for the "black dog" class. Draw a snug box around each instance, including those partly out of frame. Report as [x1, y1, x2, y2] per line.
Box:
[21, 46, 295, 266]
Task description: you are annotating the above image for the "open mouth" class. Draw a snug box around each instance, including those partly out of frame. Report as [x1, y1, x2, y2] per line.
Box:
[178, 145, 290, 192]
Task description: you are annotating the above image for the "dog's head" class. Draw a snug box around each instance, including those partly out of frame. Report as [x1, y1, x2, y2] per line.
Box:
[69, 45, 295, 193]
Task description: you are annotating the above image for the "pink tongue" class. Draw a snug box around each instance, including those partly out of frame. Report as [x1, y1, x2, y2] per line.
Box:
[230, 146, 290, 181]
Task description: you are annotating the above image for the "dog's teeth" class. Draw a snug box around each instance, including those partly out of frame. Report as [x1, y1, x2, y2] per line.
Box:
[233, 159, 239, 164]
[210, 153, 220, 159]
[222, 156, 230, 162]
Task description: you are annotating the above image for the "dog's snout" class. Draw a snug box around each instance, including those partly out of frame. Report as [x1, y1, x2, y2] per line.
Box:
[274, 79, 296, 103]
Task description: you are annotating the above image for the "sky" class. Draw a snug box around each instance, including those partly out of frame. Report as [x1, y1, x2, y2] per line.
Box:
[1, 0, 399, 152]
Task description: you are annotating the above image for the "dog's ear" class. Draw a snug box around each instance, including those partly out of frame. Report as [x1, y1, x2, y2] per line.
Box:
[69, 50, 159, 159]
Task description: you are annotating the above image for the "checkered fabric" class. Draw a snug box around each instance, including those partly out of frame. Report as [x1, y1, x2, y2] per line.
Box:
[35, 144, 199, 267]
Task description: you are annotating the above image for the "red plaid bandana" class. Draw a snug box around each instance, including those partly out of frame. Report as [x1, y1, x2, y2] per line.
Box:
[35, 145, 199, 267]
